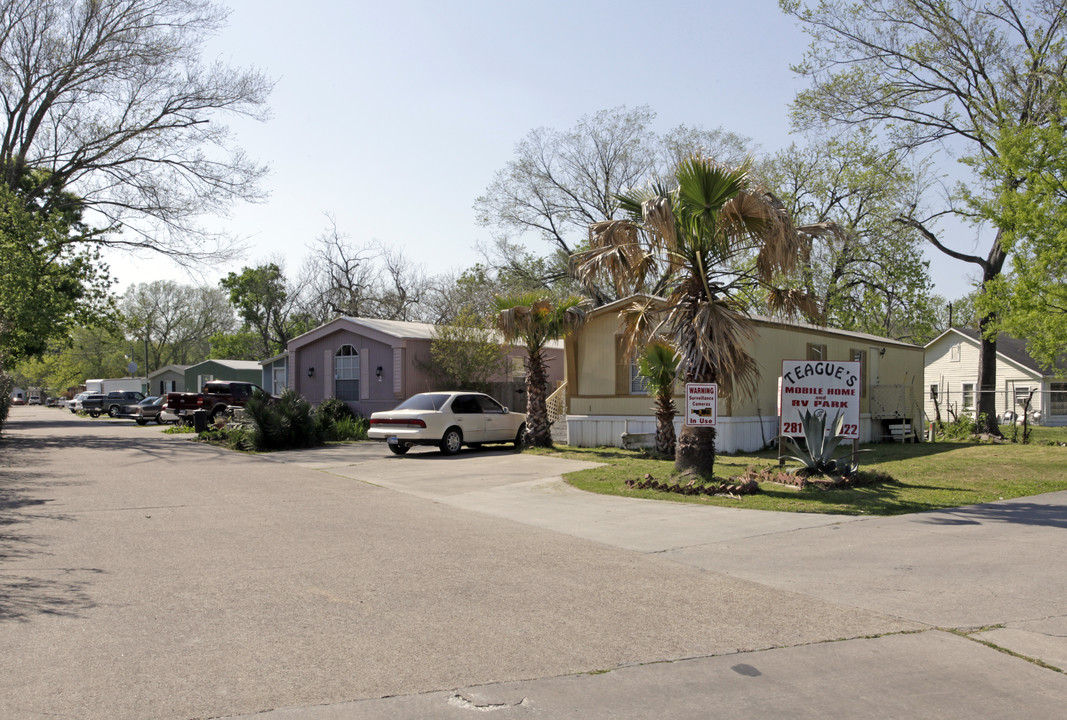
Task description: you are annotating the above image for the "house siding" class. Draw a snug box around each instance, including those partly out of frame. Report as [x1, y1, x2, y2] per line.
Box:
[565, 301, 924, 451]
[923, 331, 1065, 426]
[183, 361, 261, 392]
[147, 368, 187, 396]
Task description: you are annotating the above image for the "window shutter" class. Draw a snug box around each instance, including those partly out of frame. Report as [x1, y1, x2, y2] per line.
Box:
[615, 335, 630, 395]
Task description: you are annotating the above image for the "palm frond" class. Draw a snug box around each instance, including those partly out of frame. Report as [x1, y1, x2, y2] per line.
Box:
[767, 287, 823, 321]
[617, 298, 666, 359]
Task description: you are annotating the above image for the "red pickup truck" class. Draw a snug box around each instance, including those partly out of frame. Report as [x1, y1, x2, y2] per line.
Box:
[165, 381, 267, 423]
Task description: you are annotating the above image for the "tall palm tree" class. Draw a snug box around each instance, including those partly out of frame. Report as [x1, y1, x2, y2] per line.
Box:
[575, 157, 826, 475]
[496, 292, 587, 447]
[636, 339, 679, 456]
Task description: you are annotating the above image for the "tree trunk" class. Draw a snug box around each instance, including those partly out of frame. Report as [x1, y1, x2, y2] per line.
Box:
[975, 312, 1001, 434]
[675, 424, 716, 476]
[525, 349, 551, 447]
[975, 235, 1007, 436]
[654, 394, 676, 456]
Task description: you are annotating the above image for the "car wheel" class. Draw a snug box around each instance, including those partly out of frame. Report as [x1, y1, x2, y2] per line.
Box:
[108, 404, 121, 418]
[136, 418, 148, 426]
[210, 406, 228, 423]
[388, 444, 410, 455]
[439, 427, 463, 455]
[514, 423, 527, 448]
[154, 414, 163, 425]
[89, 410, 100, 418]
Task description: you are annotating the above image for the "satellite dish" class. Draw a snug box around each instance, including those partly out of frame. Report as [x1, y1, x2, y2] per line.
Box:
[127, 361, 138, 375]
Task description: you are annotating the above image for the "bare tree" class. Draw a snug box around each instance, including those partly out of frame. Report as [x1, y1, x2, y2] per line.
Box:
[475, 105, 754, 302]
[296, 217, 433, 323]
[121, 281, 235, 367]
[0, 0, 272, 261]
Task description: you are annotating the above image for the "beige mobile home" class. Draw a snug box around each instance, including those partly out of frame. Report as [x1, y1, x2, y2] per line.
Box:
[563, 296, 926, 452]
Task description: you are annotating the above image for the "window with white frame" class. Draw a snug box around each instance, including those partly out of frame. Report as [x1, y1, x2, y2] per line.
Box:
[630, 361, 649, 395]
[962, 383, 975, 410]
[272, 364, 287, 392]
[1050, 383, 1067, 416]
[335, 345, 359, 401]
[1014, 385, 1034, 412]
[950, 344, 961, 362]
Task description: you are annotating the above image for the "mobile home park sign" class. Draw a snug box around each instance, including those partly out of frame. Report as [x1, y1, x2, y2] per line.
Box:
[779, 360, 861, 439]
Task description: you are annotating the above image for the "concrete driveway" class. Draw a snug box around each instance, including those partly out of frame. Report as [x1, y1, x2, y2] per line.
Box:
[1, 407, 1065, 719]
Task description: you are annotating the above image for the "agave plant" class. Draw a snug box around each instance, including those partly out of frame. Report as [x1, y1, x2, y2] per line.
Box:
[781, 409, 856, 477]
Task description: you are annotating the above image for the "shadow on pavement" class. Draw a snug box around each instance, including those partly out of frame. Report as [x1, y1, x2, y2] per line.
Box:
[1, 424, 112, 623]
[919, 500, 1067, 529]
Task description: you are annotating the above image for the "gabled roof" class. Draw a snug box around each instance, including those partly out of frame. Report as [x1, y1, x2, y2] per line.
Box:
[187, 359, 262, 371]
[289, 316, 563, 351]
[926, 327, 1066, 377]
[584, 294, 920, 348]
[147, 364, 189, 379]
[260, 351, 288, 366]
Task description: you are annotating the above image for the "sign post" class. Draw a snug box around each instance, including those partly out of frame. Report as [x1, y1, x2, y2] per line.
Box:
[778, 360, 862, 467]
[684, 383, 718, 427]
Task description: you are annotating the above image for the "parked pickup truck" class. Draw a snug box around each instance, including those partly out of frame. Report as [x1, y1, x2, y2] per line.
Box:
[166, 381, 268, 423]
[81, 390, 145, 418]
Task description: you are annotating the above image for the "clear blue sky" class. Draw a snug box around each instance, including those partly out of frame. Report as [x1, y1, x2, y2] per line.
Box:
[106, 0, 982, 301]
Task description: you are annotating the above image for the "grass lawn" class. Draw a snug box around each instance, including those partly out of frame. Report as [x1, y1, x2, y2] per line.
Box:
[536, 425, 1067, 516]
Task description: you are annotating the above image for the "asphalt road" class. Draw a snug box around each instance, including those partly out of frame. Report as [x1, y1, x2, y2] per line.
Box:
[1, 406, 1064, 719]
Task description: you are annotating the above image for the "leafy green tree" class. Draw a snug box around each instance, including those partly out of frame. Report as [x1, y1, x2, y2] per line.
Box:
[972, 104, 1067, 371]
[636, 340, 680, 456]
[575, 158, 821, 476]
[121, 282, 234, 368]
[425, 309, 507, 392]
[783, 0, 1067, 434]
[220, 264, 299, 359]
[208, 330, 262, 361]
[0, 178, 112, 362]
[758, 131, 937, 341]
[496, 292, 587, 447]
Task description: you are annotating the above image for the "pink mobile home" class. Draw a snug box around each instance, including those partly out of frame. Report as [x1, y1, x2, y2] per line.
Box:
[286, 316, 563, 417]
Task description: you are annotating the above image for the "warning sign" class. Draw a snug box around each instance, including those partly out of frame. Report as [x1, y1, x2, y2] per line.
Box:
[685, 383, 718, 426]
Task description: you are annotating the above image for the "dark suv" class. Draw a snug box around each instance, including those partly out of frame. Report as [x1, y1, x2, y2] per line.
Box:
[82, 391, 145, 418]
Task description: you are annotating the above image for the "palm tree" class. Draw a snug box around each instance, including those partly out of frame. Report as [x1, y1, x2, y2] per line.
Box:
[636, 340, 679, 456]
[574, 157, 826, 476]
[496, 292, 587, 447]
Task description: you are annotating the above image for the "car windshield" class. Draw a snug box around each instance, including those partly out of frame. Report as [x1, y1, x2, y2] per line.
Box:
[394, 393, 451, 411]
[138, 397, 159, 406]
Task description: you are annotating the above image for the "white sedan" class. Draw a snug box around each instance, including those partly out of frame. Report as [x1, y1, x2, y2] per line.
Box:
[368, 391, 527, 456]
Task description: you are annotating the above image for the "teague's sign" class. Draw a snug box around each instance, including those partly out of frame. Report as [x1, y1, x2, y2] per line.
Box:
[779, 360, 861, 439]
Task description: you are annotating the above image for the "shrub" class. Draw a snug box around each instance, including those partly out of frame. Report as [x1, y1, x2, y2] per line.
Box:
[244, 388, 324, 451]
[327, 415, 368, 441]
[315, 397, 368, 441]
[940, 414, 977, 439]
[317, 396, 356, 425]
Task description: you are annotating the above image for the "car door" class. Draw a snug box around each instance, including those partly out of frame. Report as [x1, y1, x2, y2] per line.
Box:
[476, 394, 513, 441]
[449, 394, 486, 442]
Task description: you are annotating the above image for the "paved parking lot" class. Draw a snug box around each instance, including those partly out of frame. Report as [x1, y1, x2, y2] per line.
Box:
[1, 407, 1065, 719]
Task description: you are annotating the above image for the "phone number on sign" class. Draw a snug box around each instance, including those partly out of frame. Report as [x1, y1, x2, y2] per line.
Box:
[782, 421, 857, 436]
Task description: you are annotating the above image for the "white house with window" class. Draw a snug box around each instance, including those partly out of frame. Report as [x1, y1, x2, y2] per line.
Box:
[924, 327, 1067, 426]
[285, 316, 564, 417]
